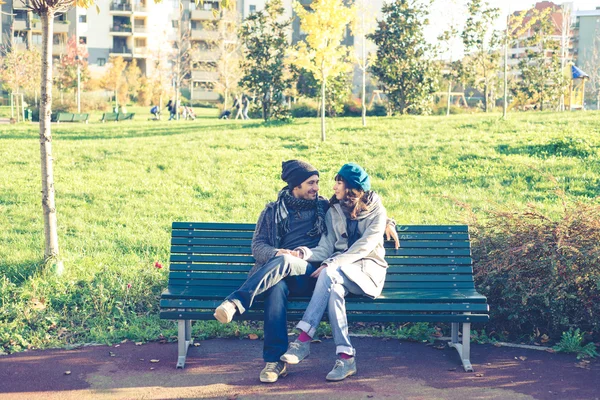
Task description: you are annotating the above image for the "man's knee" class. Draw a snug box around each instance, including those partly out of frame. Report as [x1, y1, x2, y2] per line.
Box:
[265, 280, 289, 302]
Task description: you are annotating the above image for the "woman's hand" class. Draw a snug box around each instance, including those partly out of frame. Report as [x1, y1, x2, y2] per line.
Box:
[276, 249, 301, 258]
[385, 224, 400, 249]
[310, 264, 328, 278]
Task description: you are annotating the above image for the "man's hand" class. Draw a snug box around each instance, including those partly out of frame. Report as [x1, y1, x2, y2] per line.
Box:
[275, 249, 301, 258]
[310, 264, 327, 278]
[385, 225, 400, 249]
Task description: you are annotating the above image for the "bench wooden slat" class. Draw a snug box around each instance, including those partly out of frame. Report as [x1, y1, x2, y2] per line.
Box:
[173, 222, 256, 230]
[170, 238, 471, 249]
[172, 230, 469, 241]
[160, 299, 488, 313]
[169, 271, 474, 282]
[162, 287, 487, 302]
[168, 263, 474, 274]
[160, 310, 488, 323]
[170, 245, 472, 257]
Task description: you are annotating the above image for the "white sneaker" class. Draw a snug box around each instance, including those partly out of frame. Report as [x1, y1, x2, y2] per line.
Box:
[213, 300, 237, 324]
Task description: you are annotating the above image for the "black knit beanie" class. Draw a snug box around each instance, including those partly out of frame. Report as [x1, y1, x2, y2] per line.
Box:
[281, 160, 319, 189]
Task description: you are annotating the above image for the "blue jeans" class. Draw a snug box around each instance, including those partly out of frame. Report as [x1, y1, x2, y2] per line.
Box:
[224, 254, 316, 362]
[296, 264, 365, 356]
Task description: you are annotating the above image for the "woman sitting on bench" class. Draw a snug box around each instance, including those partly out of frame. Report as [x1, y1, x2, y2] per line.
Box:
[280, 163, 389, 381]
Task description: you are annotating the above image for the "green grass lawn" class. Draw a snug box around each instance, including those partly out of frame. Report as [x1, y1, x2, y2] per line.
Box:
[1, 111, 599, 352]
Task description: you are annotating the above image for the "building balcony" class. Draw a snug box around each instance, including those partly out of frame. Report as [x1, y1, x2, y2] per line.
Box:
[190, 29, 219, 41]
[133, 46, 148, 57]
[52, 44, 66, 55]
[110, 25, 133, 35]
[13, 20, 27, 30]
[110, 3, 133, 13]
[110, 47, 133, 56]
[192, 50, 219, 61]
[54, 21, 70, 33]
[192, 70, 219, 81]
[191, 89, 220, 102]
[13, 0, 28, 9]
[191, 9, 217, 20]
[133, 5, 148, 13]
[133, 26, 148, 35]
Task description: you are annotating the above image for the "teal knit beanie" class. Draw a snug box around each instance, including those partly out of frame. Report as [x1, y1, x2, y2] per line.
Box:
[337, 163, 371, 191]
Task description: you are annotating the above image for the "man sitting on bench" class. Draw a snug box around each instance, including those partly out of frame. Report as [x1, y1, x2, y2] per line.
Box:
[213, 160, 399, 383]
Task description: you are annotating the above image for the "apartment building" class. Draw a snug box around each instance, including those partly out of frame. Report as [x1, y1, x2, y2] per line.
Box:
[1, 0, 70, 56]
[572, 8, 600, 71]
[507, 1, 574, 73]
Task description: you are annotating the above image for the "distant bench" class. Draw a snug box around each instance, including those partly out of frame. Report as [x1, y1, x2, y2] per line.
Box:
[159, 222, 489, 372]
[101, 112, 135, 122]
[51, 112, 89, 123]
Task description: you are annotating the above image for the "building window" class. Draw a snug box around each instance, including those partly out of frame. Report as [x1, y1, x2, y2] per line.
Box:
[98, 58, 106, 66]
[249, 4, 256, 14]
[79, 36, 87, 44]
[79, 15, 87, 23]
[31, 34, 42, 45]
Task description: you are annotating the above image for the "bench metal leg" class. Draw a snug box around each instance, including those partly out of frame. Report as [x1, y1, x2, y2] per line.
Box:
[448, 321, 474, 372]
[176, 319, 193, 369]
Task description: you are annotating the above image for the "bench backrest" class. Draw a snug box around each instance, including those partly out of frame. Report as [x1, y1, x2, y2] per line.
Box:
[57, 112, 74, 122]
[72, 113, 89, 122]
[102, 113, 119, 121]
[117, 113, 134, 120]
[169, 222, 474, 299]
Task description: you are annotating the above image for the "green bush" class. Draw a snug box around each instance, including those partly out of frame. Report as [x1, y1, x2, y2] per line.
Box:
[553, 328, 599, 359]
[468, 189, 600, 340]
[367, 103, 387, 117]
[291, 101, 318, 118]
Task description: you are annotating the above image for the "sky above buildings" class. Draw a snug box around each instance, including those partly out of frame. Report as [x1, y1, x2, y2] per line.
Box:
[425, 0, 600, 60]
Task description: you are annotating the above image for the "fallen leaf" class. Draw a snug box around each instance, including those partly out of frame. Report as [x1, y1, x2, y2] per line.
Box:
[248, 334, 259, 340]
[150, 359, 160, 363]
[494, 343, 502, 347]
[545, 348, 555, 353]
[193, 343, 200, 347]
[139, 358, 145, 361]
[114, 345, 120, 348]
[541, 334, 550, 343]
[519, 356, 527, 361]
[135, 342, 143, 346]
[109, 352, 116, 357]
[475, 373, 484, 377]
[447, 367, 457, 371]
[120, 339, 127, 343]
[64, 371, 71, 375]
[150, 367, 155, 370]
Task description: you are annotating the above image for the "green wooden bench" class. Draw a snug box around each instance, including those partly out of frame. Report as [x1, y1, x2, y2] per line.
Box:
[52, 112, 89, 123]
[117, 112, 135, 121]
[160, 223, 489, 371]
[101, 113, 119, 122]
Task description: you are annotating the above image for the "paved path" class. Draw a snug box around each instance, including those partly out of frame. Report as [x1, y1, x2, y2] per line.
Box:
[0, 337, 598, 400]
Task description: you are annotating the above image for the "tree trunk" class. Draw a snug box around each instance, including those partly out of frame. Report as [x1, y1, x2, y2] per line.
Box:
[483, 83, 488, 112]
[320, 75, 326, 142]
[446, 81, 451, 116]
[361, 66, 366, 127]
[39, 10, 61, 272]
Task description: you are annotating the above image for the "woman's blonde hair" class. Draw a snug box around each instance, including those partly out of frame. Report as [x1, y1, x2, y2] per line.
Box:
[331, 174, 369, 220]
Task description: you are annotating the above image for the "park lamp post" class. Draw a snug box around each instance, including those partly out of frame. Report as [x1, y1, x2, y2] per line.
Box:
[75, 54, 81, 113]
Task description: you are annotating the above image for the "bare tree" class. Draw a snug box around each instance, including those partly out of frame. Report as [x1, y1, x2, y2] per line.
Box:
[26, 0, 73, 272]
[171, 6, 193, 120]
[213, 6, 242, 111]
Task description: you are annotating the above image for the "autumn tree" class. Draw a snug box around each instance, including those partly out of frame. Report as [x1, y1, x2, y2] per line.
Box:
[0, 46, 41, 106]
[516, 7, 564, 111]
[369, 0, 439, 115]
[214, 7, 243, 110]
[124, 60, 141, 102]
[101, 56, 128, 109]
[55, 35, 90, 104]
[462, 0, 501, 112]
[239, 0, 291, 122]
[583, 30, 600, 109]
[290, 0, 352, 140]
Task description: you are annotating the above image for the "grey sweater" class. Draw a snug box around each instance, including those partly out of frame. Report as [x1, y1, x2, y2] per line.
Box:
[250, 198, 330, 276]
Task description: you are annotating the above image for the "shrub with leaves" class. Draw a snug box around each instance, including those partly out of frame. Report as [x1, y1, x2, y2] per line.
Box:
[466, 182, 600, 340]
[553, 328, 599, 359]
